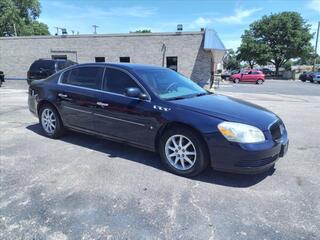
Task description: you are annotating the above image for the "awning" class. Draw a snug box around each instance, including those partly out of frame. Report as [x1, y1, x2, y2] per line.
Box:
[204, 29, 226, 51]
[204, 28, 226, 66]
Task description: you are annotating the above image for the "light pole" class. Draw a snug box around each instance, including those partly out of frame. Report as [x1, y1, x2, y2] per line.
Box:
[313, 21, 320, 72]
[92, 25, 99, 34]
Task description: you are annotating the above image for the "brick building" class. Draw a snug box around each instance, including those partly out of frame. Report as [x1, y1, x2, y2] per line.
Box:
[0, 29, 225, 84]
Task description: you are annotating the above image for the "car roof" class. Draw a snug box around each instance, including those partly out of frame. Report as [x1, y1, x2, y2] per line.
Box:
[74, 62, 166, 71]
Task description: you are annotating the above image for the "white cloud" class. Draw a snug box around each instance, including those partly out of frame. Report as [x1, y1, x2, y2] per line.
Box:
[189, 17, 212, 29]
[216, 8, 262, 24]
[223, 39, 242, 51]
[307, 0, 320, 13]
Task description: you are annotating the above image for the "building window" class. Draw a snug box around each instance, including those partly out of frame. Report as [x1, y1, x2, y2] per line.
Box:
[166, 57, 177, 71]
[95, 57, 105, 62]
[52, 55, 67, 60]
[119, 57, 130, 63]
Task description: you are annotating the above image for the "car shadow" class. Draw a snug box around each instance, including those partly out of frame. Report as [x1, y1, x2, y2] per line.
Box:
[26, 124, 274, 188]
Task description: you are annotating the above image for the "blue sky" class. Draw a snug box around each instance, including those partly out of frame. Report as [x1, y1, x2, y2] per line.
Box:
[39, 0, 320, 52]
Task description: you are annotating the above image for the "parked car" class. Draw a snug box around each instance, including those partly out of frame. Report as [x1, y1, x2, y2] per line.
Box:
[311, 72, 320, 83]
[27, 59, 76, 85]
[299, 72, 314, 82]
[260, 68, 274, 76]
[0, 71, 4, 87]
[221, 70, 240, 80]
[230, 70, 265, 84]
[28, 63, 288, 177]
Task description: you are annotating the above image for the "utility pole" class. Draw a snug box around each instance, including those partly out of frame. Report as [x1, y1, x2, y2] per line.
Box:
[92, 25, 99, 34]
[313, 21, 320, 72]
[13, 23, 17, 36]
[55, 27, 59, 35]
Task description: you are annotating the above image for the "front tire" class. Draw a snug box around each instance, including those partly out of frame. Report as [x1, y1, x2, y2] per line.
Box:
[159, 128, 208, 177]
[39, 104, 64, 138]
[256, 79, 264, 84]
[233, 78, 240, 83]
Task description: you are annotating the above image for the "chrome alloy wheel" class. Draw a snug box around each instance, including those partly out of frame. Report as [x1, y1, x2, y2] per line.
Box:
[165, 134, 197, 170]
[41, 108, 56, 134]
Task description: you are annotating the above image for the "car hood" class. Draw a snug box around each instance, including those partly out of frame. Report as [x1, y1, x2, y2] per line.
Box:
[171, 94, 279, 130]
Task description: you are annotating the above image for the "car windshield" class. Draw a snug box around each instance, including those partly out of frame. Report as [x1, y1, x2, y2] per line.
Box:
[134, 68, 208, 100]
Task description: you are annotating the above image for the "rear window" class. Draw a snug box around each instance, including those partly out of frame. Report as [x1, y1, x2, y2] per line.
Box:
[57, 60, 76, 70]
[30, 60, 55, 71]
[61, 66, 104, 89]
[57, 62, 66, 70]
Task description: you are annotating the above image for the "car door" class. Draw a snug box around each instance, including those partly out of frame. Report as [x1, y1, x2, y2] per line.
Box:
[251, 71, 260, 82]
[57, 66, 104, 131]
[241, 71, 252, 82]
[94, 67, 157, 149]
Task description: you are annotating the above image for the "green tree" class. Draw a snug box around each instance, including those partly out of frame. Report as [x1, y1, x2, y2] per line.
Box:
[250, 12, 314, 75]
[293, 54, 320, 65]
[223, 49, 240, 70]
[0, 0, 49, 36]
[237, 30, 269, 69]
[135, 29, 151, 33]
[283, 60, 293, 70]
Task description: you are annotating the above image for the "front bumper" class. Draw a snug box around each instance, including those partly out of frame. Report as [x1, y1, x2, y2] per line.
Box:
[205, 131, 289, 174]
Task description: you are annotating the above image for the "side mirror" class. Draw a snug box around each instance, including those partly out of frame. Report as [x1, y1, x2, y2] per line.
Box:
[125, 88, 148, 100]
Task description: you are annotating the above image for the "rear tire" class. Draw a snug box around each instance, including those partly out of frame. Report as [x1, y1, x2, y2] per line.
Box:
[233, 78, 240, 83]
[159, 127, 209, 177]
[39, 104, 64, 138]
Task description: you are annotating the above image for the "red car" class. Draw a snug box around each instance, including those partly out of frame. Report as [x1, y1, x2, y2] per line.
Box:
[230, 70, 265, 84]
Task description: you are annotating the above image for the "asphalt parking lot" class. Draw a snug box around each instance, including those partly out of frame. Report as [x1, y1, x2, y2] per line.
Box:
[1, 80, 319, 239]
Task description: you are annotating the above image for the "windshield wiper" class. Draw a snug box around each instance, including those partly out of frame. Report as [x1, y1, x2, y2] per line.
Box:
[165, 92, 211, 101]
[195, 92, 210, 97]
[165, 96, 190, 101]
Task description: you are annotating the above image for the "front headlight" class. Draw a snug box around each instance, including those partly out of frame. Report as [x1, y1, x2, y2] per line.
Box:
[218, 122, 265, 143]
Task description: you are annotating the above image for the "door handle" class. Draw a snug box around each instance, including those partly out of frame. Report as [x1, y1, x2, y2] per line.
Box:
[97, 102, 109, 107]
[58, 93, 68, 98]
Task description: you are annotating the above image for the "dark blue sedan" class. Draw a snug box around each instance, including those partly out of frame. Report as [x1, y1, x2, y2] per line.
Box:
[28, 63, 289, 177]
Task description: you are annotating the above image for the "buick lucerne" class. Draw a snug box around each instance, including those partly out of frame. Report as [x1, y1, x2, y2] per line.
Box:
[28, 63, 289, 177]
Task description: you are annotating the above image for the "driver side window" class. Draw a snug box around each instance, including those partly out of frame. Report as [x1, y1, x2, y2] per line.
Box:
[103, 68, 141, 95]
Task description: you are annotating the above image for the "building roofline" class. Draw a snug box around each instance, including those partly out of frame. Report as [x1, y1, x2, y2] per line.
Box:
[0, 31, 204, 40]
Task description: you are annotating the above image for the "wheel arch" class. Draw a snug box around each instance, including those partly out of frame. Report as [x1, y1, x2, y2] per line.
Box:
[37, 100, 63, 124]
[155, 122, 210, 158]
